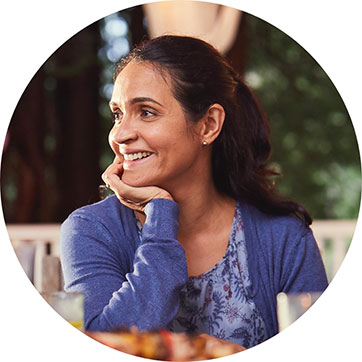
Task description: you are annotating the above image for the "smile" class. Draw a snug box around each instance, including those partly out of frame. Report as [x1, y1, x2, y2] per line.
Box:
[123, 151, 152, 161]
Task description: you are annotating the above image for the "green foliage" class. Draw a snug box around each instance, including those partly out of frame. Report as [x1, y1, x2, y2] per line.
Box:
[243, 14, 361, 219]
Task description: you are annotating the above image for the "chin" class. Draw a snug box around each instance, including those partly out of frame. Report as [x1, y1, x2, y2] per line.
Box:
[121, 172, 154, 188]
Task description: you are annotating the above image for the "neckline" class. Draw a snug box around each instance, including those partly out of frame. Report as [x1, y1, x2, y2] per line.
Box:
[133, 201, 241, 280]
[187, 201, 240, 281]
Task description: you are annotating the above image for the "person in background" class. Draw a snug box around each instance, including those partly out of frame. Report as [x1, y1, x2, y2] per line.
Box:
[61, 35, 328, 349]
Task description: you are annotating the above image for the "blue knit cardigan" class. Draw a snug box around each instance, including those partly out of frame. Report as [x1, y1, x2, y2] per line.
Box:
[60, 196, 328, 340]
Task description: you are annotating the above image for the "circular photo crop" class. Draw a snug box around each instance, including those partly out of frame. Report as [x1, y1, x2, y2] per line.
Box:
[1, 1, 360, 360]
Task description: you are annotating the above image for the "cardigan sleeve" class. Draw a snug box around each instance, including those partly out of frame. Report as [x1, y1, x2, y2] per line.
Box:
[279, 226, 328, 293]
[60, 198, 188, 332]
[241, 202, 329, 339]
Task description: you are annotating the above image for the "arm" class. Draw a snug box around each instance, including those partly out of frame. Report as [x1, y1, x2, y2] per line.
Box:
[61, 198, 188, 332]
[280, 227, 328, 293]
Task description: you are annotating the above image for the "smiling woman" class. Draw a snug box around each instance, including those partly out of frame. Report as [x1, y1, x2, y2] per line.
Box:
[107, 60, 222, 195]
[60, 35, 328, 349]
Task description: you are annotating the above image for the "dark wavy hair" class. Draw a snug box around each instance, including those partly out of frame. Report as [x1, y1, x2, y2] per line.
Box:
[114, 35, 312, 225]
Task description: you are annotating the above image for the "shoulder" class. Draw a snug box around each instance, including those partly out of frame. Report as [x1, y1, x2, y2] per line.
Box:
[60, 195, 136, 247]
[68, 195, 128, 219]
[238, 201, 313, 251]
[239, 201, 309, 233]
[60, 196, 139, 268]
[63, 195, 131, 228]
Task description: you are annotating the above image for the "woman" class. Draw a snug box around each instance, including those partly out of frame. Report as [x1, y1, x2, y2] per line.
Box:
[61, 35, 328, 348]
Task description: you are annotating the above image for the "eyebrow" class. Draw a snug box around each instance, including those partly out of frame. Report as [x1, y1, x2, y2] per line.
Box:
[109, 97, 164, 108]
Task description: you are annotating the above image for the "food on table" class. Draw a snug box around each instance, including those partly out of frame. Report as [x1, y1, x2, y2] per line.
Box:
[86, 328, 246, 360]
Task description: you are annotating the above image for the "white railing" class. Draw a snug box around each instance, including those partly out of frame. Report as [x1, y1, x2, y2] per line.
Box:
[7, 224, 61, 254]
[311, 219, 356, 281]
[6, 219, 357, 290]
[7, 224, 62, 292]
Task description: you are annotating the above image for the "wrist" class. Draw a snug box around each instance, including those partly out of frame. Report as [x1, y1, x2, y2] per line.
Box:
[143, 198, 179, 240]
[155, 191, 174, 202]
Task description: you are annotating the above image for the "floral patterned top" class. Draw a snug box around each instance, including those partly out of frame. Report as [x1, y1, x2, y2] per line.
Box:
[135, 202, 267, 348]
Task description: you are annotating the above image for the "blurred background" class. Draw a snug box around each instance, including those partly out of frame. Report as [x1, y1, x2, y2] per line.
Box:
[1, 3, 360, 224]
[1, 2, 360, 286]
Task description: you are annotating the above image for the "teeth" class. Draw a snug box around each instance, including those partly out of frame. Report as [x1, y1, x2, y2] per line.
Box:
[124, 152, 152, 161]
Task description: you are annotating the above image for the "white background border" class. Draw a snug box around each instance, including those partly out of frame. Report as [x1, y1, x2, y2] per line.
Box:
[1, 1, 361, 361]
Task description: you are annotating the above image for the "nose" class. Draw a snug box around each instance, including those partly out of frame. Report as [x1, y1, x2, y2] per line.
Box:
[109, 117, 138, 147]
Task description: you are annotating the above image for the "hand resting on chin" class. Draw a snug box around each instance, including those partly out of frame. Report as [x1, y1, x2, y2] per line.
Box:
[102, 157, 174, 213]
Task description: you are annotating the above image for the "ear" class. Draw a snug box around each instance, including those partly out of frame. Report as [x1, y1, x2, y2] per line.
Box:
[199, 103, 225, 145]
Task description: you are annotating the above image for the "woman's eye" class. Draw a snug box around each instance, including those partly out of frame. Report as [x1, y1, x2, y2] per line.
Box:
[140, 109, 156, 118]
[112, 111, 123, 124]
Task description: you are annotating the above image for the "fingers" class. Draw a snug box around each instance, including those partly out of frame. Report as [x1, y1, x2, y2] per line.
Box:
[102, 163, 138, 202]
[104, 172, 121, 190]
[102, 162, 121, 189]
[113, 154, 123, 164]
[101, 158, 174, 213]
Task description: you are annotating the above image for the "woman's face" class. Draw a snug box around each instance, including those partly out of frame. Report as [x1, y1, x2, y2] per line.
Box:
[108, 61, 204, 190]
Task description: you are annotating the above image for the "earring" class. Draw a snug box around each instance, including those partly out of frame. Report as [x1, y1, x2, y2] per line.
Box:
[202, 140, 208, 146]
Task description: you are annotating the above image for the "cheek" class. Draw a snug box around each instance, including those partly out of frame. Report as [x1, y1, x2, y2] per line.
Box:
[108, 129, 117, 153]
[142, 126, 172, 151]
[154, 121, 192, 146]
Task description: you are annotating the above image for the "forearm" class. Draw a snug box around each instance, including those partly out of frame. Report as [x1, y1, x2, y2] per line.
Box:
[87, 240, 187, 331]
[280, 228, 328, 293]
[61, 198, 188, 332]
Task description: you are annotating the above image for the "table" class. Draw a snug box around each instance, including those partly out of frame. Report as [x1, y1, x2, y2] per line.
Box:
[86, 328, 246, 360]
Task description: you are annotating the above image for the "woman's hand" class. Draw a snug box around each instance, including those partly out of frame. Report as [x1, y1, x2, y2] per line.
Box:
[102, 157, 173, 213]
